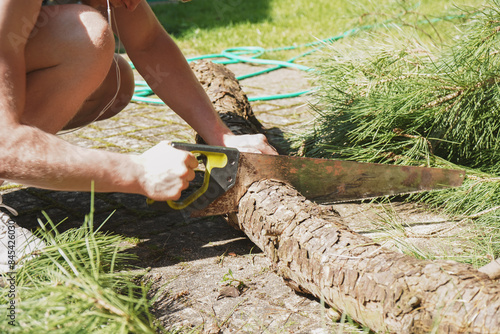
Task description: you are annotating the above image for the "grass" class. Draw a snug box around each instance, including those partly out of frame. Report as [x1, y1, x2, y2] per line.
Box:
[0, 195, 160, 334]
[151, 0, 485, 61]
[147, 0, 497, 332]
[149, 0, 497, 264]
[280, 0, 500, 269]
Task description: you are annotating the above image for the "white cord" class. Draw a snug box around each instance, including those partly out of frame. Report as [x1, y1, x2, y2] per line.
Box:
[59, 0, 122, 135]
[98, 0, 122, 121]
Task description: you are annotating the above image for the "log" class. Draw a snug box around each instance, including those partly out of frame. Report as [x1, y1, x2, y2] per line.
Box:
[189, 60, 500, 333]
[189, 60, 266, 139]
[236, 180, 500, 333]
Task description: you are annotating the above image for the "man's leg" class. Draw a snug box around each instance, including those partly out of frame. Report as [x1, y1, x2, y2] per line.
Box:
[62, 54, 135, 131]
[22, 4, 134, 134]
[0, 4, 135, 266]
[0, 4, 134, 188]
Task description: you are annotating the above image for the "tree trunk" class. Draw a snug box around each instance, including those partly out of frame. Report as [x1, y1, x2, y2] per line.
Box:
[235, 180, 500, 333]
[189, 60, 500, 333]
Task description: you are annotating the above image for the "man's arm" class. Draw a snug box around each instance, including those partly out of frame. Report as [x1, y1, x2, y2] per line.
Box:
[111, 1, 277, 154]
[0, 0, 196, 201]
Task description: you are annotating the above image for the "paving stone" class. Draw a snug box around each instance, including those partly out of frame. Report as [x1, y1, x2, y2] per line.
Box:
[0, 62, 467, 333]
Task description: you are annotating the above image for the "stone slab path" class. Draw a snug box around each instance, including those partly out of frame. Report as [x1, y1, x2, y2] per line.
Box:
[0, 61, 470, 334]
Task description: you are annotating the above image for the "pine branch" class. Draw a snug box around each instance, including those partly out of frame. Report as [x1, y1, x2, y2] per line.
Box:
[295, 1, 500, 266]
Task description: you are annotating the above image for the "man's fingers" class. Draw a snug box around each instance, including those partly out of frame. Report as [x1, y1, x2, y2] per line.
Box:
[186, 168, 196, 182]
[259, 142, 279, 155]
[256, 134, 279, 155]
[185, 152, 199, 169]
[138, 142, 203, 201]
[221, 133, 278, 155]
[234, 147, 260, 154]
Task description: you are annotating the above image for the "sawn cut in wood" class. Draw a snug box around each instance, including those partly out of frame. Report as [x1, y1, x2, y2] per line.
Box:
[188, 60, 500, 333]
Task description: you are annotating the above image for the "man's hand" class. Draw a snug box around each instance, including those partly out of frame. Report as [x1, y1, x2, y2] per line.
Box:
[221, 133, 278, 155]
[134, 141, 198, 201]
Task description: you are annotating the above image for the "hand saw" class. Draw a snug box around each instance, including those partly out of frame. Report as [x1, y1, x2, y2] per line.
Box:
[147, 142, 465, 217]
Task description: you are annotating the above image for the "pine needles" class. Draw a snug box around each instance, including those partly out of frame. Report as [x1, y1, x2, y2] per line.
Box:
[296, 1, 500, 265]
[0, 202, 159, 333]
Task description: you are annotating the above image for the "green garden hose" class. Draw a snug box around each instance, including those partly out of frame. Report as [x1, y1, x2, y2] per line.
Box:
[131, 13, 470, 104]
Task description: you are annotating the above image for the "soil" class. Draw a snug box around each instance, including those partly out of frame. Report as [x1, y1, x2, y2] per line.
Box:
[0, 62, 473, 334]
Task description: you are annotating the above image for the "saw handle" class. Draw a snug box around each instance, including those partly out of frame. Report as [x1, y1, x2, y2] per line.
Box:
[168, 148, 227, 210]
[147, 142, 239, 211]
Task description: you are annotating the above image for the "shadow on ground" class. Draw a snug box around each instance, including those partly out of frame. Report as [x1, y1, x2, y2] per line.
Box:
[3, 188, 260, 269]
[152, 0, 272, 37]
[3, 187, 345, 333]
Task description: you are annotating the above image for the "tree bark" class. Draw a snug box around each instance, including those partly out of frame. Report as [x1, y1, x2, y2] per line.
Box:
[236, 180, 500, 333]
[189, 60, 500, 333]
[189, 60, 266, 139]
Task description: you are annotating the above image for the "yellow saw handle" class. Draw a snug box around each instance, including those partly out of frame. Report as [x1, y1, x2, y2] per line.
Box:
[167, 150, 228, 210]
[147, 142, 240, 212]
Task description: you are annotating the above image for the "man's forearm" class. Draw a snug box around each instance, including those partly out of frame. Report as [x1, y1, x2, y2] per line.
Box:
[128, 31, 234, 145]
[112, 2, 277, 155]
[0, 124, 143, 194]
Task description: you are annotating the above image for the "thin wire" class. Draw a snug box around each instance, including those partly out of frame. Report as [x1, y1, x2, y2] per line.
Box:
[58, 0, 121, 135]
[98, 0, 122, 120]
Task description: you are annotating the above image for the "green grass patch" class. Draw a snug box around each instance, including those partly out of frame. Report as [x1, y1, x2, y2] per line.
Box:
[0, 196, 160, 334]
[151, 0, 485, 61]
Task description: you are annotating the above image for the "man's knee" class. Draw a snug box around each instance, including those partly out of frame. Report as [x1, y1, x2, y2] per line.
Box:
[73, 5, 115, 54]
[61, 54, 135, 130]
[22, 4, 117, 133]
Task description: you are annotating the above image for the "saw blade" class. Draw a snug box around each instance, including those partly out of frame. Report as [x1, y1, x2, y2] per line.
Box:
[190, 152, 465, 217]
